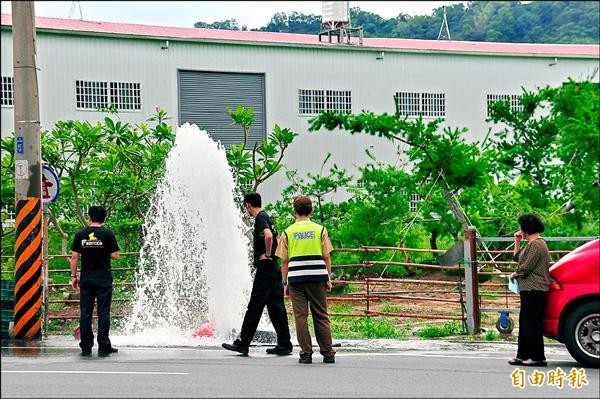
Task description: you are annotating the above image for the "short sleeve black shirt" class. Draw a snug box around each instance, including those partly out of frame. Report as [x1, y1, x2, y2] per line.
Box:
[253, 210, 278, 261]
[72, 226, 119, 281]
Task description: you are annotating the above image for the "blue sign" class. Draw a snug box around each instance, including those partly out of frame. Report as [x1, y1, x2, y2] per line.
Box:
[16, 136, 24, 154]
[42, 165, 60, 204]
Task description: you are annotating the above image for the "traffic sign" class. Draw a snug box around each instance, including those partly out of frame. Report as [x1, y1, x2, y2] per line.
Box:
[16, 136, 24, 154]
[41, 165, 60, 204]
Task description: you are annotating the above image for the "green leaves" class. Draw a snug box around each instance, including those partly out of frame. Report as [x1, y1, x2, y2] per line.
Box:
[257, 3, 598, 44]
[488, 78, 599, 225]
[227, 106, 255, 129]
[1, 108, 176, 247]
[226, 107, 298, 192]
[308, 101, 487, 231]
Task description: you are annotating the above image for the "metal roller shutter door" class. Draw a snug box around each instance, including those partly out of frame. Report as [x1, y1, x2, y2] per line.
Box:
[178, 70, 266, 147]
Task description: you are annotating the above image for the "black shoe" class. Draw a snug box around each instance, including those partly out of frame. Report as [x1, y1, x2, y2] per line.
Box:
[298, 353, 312, 364]
[522, 359, 547, 367]
[507, 357, 524, 365]
[98, 347, 118, 357]
[81, 349, 92, 357]
[323, 354, 335, 364]
[222, 341, 249, 355]
[266, 345, 293, 355]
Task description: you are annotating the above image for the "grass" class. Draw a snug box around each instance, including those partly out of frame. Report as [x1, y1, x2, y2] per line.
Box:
[48, 303, 65, 312]
[47, 318, 78, 335]
[483, 330, 500, 341]
[417, 321, 462, 338]
[331, 316, 409, 339]
[381, 304, 407, 313]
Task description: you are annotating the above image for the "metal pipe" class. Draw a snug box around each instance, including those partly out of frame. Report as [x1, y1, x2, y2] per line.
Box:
[366, 294, 463, 303]
[360, 245, 447, 253]
[366, 278, 464, 285]
[48, 282, 136, 288]
[364, 261, 460, 270]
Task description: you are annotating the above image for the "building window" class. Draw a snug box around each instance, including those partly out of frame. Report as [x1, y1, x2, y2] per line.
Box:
[76, 80, 108, 110]
[1, 76, 14, 106]
[238, 180, 254, 192]
[409, 193, 422, 212]
[487, 94, 523, 117]
[395, 92, 445, 117]
[298, 89, 351, 115]
[110, 82, 141, 111]
[76, 80, 141, 111]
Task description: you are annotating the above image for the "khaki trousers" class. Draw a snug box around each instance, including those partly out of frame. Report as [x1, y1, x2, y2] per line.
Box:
[289, 281, 335, 357]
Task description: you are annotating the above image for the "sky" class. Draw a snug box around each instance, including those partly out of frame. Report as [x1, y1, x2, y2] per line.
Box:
[0, 1, 464, 29]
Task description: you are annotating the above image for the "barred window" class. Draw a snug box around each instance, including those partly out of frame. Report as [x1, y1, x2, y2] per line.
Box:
[1, 76, 14, 106]
[1, 206, 15, 228]
[487, 94, 523, 117]
[409, 193, 422, 212]
[76, 80, 141, 111]
[238, 180, 254, 192]
[110, 82, 141, 111]
[299, 89, 351, 115]
[395, 92, 445, 117]
[76, 80, 108, 110]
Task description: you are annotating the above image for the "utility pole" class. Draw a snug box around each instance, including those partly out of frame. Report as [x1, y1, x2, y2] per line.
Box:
[12, 0, 43, 339]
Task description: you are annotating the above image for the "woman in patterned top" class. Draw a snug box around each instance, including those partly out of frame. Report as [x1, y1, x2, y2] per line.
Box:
[508, 214, 552, 367]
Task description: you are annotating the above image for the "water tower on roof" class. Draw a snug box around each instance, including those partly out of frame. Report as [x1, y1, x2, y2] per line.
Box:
[319, 1, 363, 45]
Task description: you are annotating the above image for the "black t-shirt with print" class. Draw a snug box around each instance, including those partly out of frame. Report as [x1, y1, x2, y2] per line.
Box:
[253, 210, 278, 262]
[71, 226, 119, 281]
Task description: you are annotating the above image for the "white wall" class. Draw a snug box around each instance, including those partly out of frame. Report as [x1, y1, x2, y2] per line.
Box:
[1, 30, 598, 203]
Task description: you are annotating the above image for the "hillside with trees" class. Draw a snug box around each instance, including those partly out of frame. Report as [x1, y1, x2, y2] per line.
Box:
[194, 1, 599, 44]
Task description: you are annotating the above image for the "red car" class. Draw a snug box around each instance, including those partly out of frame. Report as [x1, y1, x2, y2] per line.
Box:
[544, 239, 599, 368]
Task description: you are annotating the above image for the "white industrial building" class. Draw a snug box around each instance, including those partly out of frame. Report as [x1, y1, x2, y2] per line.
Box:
[1, 13, 598, 202]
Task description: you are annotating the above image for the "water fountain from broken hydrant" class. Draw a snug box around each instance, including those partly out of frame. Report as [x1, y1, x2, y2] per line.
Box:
[118, 123, 256, 346]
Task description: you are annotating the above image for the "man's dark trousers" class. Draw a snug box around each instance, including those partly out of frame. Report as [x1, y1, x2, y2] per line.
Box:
[238, 259, 292, 348]
[79, 277, 113, 351]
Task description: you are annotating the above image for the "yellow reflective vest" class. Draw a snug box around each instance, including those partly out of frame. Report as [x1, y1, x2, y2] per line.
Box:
[284, 220, 328, 284]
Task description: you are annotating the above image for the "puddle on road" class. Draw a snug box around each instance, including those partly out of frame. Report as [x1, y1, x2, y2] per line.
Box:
[2, 335, 569, 358]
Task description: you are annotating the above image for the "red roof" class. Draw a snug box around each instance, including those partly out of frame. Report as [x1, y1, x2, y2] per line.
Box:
[1, 13, 598, 57]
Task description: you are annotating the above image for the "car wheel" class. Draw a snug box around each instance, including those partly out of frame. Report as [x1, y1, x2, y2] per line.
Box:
[563, 302, 600, 368]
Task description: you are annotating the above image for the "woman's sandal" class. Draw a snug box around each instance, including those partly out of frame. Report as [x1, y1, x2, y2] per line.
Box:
[507, 357, 524, 365]
[522, 359, 547, 367]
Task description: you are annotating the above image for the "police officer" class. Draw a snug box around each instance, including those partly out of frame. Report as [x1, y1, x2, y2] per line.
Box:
[222, 192, 293, 356]
[276, 195, 336, 364]
[70, 206, 120, 357]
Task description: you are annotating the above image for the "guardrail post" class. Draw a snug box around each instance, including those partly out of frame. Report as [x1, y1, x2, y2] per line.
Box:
[463, 227, 481, 334]
[366, 278, 370, 315]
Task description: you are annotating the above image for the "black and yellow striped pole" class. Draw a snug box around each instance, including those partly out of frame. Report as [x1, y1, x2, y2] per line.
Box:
[12, 1, 43, 339]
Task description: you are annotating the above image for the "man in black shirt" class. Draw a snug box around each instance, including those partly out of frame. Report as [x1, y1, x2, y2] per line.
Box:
[222, 192, 293, 356]
[70, 206, 120, 357]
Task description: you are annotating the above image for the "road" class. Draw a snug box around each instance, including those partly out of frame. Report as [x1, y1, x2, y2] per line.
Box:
[1, 338, 598, 398]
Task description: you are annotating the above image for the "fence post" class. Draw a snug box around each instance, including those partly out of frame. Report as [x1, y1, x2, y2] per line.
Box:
[463, 227, 481, 334]
[366, 278, 370, 315]
[42, 205, 49, 337]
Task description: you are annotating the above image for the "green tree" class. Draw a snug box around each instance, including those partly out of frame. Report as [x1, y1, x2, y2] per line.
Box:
[1, 109, 175, 253]
[258, 11, 321, 34]
[280, 153, 352, 225]
[194, 19, 241, 30]
[488, 78, 600, 230]
[308, 100, 489, 231]
[255, 2, 599, 44]
[225, 106, 298, 192]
